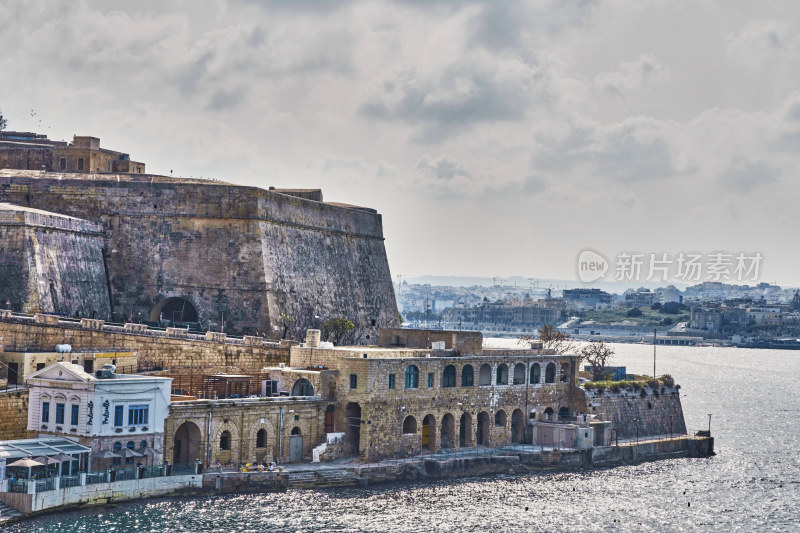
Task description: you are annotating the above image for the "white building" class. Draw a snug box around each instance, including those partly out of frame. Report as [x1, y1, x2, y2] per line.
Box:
[26, 363, 172, 466]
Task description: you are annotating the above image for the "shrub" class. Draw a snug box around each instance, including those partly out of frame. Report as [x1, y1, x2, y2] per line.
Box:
[640, 389, 647, 398]
[660, 374, 675, 387]
[646, 379, 659, 389]
[611, 385, 621, 394]
[627, 307, 643, 317]
[632, 383, 641, 391]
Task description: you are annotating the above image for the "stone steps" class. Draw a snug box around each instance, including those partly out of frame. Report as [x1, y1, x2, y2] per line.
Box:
[287, 469, 360, 488]
[0, 500, 25, 520]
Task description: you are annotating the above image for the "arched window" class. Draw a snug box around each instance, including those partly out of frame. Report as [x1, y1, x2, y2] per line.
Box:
[513, 363, 525, 385]
[496, 364, 508, 385]
[256, 429, 267, 448]
[220, 430, 231, 450]
[530, 363, 541, 384]
[544, 407, 555, 421]
[560, 362, 570, 383]
[494, 410, 507, 427]
[402, 415, 417, 434]
[558, 407, 570, 421]
[291, 427, 302, 436]
[140, 440, 148, 449]
[479, 364, 492, 386]
[442, 365, 456, 388]
[112, 442, 122, 452]
[545, 362, 556, 384]
[404, 365, 419, 389]
[126, 441, 135, 449]
[461, 365, 474, 387]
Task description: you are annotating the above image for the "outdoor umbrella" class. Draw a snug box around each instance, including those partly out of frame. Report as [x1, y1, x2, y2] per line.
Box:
[122, 448, 144, 458]
[52, 453, 77, 475]
[8, 457, 44, 479]
[93, 450, 121, 459]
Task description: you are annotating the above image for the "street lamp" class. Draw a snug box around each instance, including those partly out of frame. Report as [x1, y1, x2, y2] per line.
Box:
[707, 413, 712, 435]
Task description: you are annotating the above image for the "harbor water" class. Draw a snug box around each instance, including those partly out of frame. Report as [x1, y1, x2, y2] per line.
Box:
[7, 343, 800, 532]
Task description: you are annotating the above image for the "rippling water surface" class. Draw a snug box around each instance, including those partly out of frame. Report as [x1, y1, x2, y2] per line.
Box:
[8, 343, 800, 532]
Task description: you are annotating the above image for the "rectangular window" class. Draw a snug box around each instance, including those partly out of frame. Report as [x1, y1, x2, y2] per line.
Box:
[77, 158, 84, 171]
[388, 374, 395, 389]
[41, 402, 50, 423]
[349, 374, 357, 389]
[59, 158, 66, 170]
[128, 405, 149, 426]
[114, 405, 124, 427]
[70, 404, 79, 426]
[428, 372, 434, 388]
[55, 403, 65, 424]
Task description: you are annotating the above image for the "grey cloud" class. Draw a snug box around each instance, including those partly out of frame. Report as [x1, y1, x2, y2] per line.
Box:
[522, 175, 546, 194]
[176, 52, 213, 96]
[415, 156, 471, 181]
[722, 159, 777, 193]
[207, 88, 246, 111]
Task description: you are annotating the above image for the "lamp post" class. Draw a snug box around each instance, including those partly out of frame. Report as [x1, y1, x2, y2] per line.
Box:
[707, 413, 712, 435]
[634, 418, 639, 445]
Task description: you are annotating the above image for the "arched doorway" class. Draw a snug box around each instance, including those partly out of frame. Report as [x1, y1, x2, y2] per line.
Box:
[441, 413, 455, 449]
[545, 363, 556, 383]
[150, 297, 199, 326]
[422, 414, 435, 450]
[476, 411, 490, 446]
[511, 409, 525, 444]
[345, 402, 361, 456]
[173, 421, 202, 465]
[291, 378, 315, 396]
[324, 405, 335, 434]
[459, 413, 472, 447]
[289, 427, 303, 462]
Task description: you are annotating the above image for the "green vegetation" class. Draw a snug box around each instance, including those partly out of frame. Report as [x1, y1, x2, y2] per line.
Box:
[581, 306, 690, 327]
[322, 317, 355, 344]
[584, 374, 678, 392]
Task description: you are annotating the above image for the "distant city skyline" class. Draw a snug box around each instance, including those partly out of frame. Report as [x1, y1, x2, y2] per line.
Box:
[2, 1, 800, 283]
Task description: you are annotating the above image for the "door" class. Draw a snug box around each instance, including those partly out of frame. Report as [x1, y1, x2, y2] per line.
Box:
[289, 435, 303, 462]
[422, 423, 430, 448]
[7, 363, 18, 385]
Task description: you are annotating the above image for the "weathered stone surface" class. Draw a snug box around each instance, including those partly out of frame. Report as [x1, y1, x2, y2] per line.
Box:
[0, 171, 398, 340]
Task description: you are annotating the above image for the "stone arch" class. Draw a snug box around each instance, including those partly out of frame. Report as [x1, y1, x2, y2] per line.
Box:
[560, 362, 570, 383]
[173, 421, 202, 465]
[496, 364, 509, 385]
[513, 363, 526, 385]
[478, 364, 492, 386]
[422, 414, 436, 450]
[441, 413, 456, 449]
[545, 362, 556, 383]
[403, 415, 417, 434]
[476, 411, 490, 446]
[459, 412, 472, 447]
[291, 378, 315, 396]
[212, 422, 241, 466]
[247, 421, 276, 463]
[150, 296, 199, 324]
[345, 402, 362, 456]
[494, 409, 507, 428]
[442, 365, 456, 388]
[544, 407, 555, 421]
[558, 407, 570, 421]
[511, 408, 525, 444]
[530, 363, 541, 384]
[461, 364, 474, 387]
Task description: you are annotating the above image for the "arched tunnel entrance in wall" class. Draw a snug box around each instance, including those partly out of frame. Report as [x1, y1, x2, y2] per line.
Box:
[150, 297, 199, 327]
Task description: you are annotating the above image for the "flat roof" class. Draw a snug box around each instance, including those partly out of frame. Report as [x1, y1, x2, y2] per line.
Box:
[0, 438, 91, 461]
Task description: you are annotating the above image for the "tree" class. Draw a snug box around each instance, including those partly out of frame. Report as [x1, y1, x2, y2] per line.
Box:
[398, 313, 403, 325]
[627, 307, 643, 317]
[279, 312, 295, 340]
[323, 318, 355, 345]
[0, 109, 6, 132]
[524, 324, 575, 355]
[581, 340, 614, 380]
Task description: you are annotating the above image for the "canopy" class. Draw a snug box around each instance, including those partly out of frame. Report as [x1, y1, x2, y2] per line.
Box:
[8, 458, 43, 468]
[93, 450, 122, 459]
[122, 448, 144, 458]
[33, 456, 60, 465]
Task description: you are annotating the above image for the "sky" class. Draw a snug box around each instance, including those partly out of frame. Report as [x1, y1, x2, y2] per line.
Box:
[2, 0, 800, 287]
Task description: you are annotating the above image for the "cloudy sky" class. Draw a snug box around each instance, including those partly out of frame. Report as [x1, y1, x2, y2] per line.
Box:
[2, 0, 800, 286]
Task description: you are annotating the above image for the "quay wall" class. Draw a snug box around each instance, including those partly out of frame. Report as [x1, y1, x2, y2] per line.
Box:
[587, 386, 687, 439]
[0, 318, 289, 373]
[0, 474, 202, 515]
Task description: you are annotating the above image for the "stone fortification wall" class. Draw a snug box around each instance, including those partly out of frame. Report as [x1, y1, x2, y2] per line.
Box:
[0, 172, 398, 340]
[0, 318, 288, 374]
[0, 389, 32, 440]
[0, 204, 110, 317]
[586, 386, 687, 438]
[378, 328, 483, 354]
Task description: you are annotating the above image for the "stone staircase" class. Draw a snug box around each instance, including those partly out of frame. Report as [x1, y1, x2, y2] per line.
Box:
[287, 469, 361, 489]
[0, 500, 24, 521]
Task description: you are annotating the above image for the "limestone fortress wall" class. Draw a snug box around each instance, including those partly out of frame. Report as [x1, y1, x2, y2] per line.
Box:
[0, 171, 398, 340]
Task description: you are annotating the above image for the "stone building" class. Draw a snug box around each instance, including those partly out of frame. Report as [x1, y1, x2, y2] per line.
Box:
[26, 362, 172, 466]
[0, 132, 144, 173]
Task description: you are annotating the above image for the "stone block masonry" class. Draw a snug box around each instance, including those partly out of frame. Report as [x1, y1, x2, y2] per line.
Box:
[0, 389, 32, 440]
[0, 171, 399, 340]
[0, 317, 289, 374]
